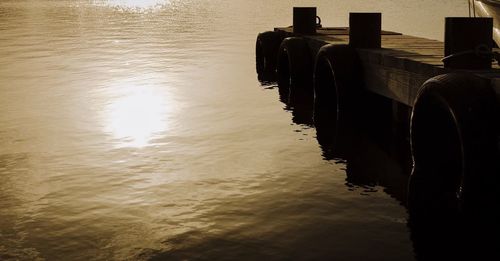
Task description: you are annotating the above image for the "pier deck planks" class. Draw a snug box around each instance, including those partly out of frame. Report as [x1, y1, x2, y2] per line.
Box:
[275, 27, 500, 106]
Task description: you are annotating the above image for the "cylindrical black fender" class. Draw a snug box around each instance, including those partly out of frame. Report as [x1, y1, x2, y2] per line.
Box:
[313, 44, 363, 159]
[313, 44, 363, 126]
[255, 31, 282, 81]
[276, 37, 313, 89]
[408, 73, 498, 217]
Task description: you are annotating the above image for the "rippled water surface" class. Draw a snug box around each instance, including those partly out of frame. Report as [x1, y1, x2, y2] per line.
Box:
[1, 0, 467, 260]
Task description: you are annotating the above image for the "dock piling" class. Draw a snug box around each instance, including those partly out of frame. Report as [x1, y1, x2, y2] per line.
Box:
[293, 7, 317, 35]
[349, 13, 382, 48]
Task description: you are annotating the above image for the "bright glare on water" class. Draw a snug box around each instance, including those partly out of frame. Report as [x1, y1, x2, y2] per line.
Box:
[103, 80, 176, 148]
[91, 0, 169, 10]
[0, 0, 467, 260]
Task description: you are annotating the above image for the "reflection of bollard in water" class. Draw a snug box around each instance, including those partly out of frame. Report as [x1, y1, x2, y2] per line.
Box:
[287, 86, 314, 126]
[314, 110, 352, 161]
[315, 100, 411, 205]
[276, 36, 314, 125]
[276, 82, 290, 105]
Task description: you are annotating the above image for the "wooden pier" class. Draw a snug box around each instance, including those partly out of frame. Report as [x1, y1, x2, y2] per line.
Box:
[256, 8, 500, 222]
[273, 26, 500, 106]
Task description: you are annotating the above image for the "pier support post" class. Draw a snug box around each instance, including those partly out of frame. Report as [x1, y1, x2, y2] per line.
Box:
[349, 13, 381, 48]
[444, 17, 493, 69]
[293, 7, 317, 35]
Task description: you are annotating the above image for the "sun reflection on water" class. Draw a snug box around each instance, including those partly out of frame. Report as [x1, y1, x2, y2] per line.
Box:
[104, 82, 174, 148]
[92, 0, 169, 10]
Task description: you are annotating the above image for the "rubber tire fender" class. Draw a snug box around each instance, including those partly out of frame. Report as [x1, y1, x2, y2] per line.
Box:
[277, 37, 313, 88]
[256, 31, 282, 78]
[313, 44, 363, 128]
[408, 73, 498, 216]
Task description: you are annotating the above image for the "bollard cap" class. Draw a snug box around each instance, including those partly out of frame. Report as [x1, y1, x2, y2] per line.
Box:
[293, 7, 317, 35]
[349, 12, 382, 48]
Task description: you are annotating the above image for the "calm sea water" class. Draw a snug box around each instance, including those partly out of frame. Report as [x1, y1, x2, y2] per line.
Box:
[0, 0, 467, 260]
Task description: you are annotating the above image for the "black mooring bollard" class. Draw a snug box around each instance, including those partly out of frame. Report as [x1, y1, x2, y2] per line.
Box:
[444, 17, 493, 69]
[349, 13, 382, 48]
[293, 7, 317, 35]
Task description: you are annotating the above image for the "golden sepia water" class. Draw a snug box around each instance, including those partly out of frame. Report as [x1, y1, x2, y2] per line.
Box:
[0, 0, 467, 260]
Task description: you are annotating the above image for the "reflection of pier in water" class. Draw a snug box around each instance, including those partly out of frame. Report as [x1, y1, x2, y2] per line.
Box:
[258, 76, 500, 260]
[255, 6, 500, 259]
[269, 79, 411, 204]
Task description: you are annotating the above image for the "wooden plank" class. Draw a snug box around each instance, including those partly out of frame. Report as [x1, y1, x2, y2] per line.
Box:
[274, 27, 500, 106]
[362, 63, 440, 105]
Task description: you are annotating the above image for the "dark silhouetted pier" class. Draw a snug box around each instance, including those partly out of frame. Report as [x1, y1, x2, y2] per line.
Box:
[256, 9, 500, 250]
[272, 26, 500, 106]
